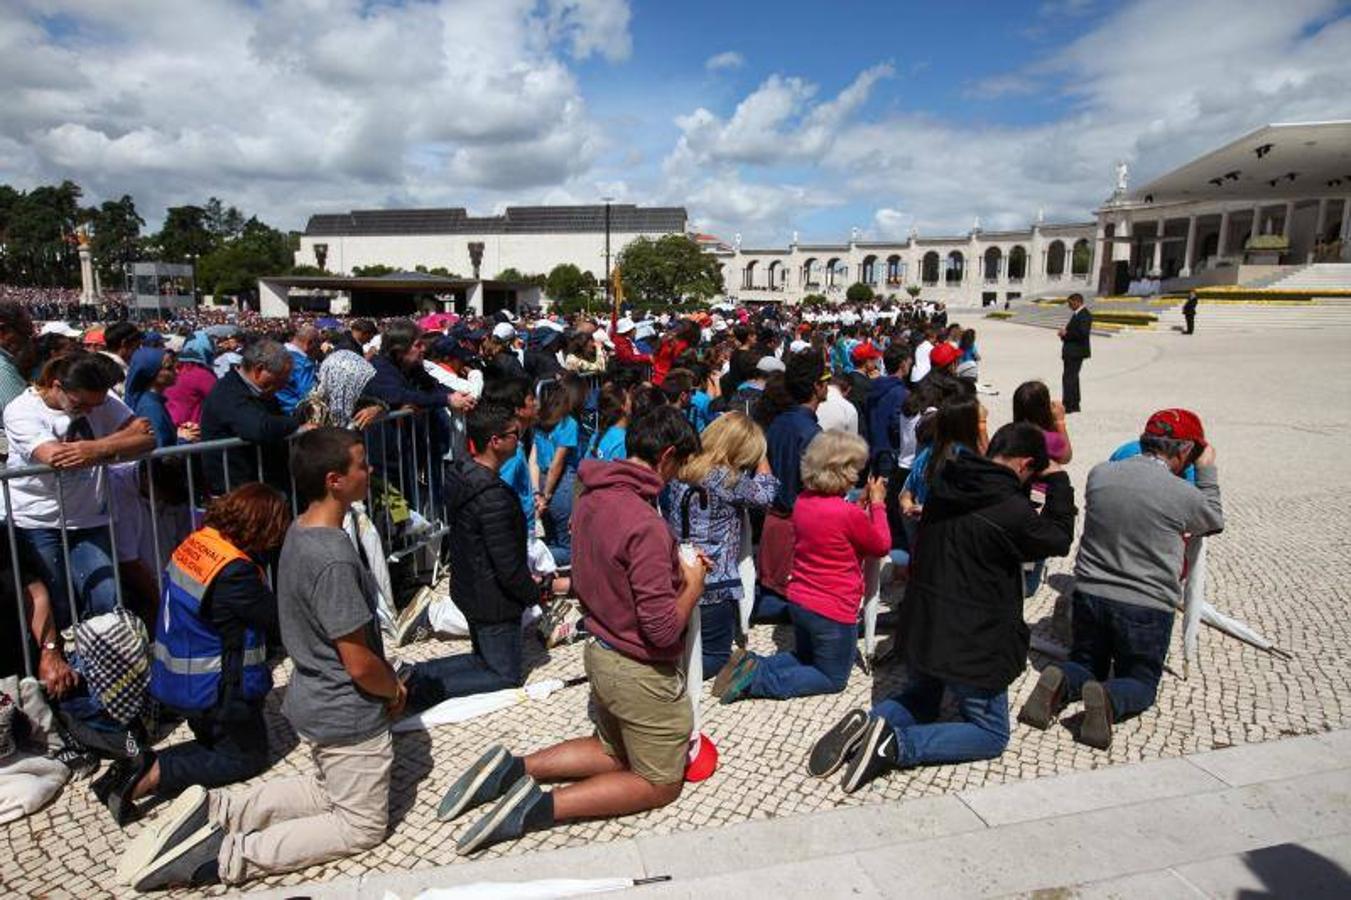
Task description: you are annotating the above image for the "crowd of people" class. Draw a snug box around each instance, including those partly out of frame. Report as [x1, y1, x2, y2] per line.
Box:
[0, 287, 1223, 891]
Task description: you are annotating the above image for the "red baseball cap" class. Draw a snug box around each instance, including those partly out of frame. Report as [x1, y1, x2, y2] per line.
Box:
[1144, 409, 1206, 446]
[929, 343, 961, 369]
[850, 342, 883, 364]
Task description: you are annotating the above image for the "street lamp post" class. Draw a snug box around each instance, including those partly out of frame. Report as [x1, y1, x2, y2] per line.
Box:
[602, 197, 614, 319]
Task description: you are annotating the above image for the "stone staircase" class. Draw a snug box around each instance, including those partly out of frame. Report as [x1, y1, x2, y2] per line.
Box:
[1156, 296, 1351, 332]
[1264, 262, 1351, 292]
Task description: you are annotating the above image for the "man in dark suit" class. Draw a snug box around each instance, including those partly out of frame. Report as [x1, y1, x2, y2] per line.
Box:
[1182, 291, 1199, 335]
[1058, 293, 1092, 414]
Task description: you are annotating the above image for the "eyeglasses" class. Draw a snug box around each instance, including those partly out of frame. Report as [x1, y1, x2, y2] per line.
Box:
[497, 429, 521, 441]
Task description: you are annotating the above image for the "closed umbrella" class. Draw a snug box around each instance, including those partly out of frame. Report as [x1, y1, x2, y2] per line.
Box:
[1178, 537, 1291, 677]
[392, 677, 585, 733]
[679, 486, 717, 782]
[736, 508, 756, 641]
[407, 875, 672, 899]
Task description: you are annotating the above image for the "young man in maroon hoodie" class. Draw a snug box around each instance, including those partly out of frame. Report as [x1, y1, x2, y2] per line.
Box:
[441, 406, 707, 853]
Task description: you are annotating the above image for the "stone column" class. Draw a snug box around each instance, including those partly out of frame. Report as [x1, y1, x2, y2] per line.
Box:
[1310, 199, 1329, 263]
[1251, 204, 1264, 240]
[1180, 215, 1198, 277]
[78, 244, 95, 304]
[1216, 209, 1230, 260]
[1283, 200, 1296, 238]
[1150, 220, 1165, 276]
[1113, 216, 1132, 263]
[1341, 199, 1351, 262]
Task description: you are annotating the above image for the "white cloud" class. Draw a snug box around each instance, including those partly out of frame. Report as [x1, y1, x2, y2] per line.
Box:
[705, 51, 745, 72]
[0, 0, 632, 228]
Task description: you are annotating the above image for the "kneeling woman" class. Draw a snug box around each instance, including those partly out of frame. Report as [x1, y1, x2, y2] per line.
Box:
[97, 483, 289, 824]
[714, 431, 890, 703]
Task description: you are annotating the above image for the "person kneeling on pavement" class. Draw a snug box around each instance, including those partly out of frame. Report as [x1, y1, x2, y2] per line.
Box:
[438, 405, 710, 854]
[1018, 409, 1223, 750]
[120, 427, 404, 891]
[809, 422, 1076, 793]
[94, 483, 289, 826]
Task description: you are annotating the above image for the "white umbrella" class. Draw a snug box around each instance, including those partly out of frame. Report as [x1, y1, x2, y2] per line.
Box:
[1178, 537, 1291, 677]
[736, 508, 756, 639]
[392, 678, 583, 733]
[404, 875, 671, 900]
[860, 557, 888, 672]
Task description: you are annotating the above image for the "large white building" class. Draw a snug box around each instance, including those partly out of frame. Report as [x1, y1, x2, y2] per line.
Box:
[715, 121, 1351, 307]
[293, 204, 687, 280]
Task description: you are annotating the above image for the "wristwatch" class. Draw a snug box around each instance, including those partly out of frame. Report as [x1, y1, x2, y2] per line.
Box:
[41, 640, 60, 653]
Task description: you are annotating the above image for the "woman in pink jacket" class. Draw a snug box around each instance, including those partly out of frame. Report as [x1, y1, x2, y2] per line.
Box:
[714, 430, 890, 702]
[164, 332, 217, 426]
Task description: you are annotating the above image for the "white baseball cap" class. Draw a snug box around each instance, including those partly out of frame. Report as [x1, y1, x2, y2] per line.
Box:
[789, 339, 811, 353]
[594, 328, 614, 348]
[756, 356, 786, 374]
[615, 317, 636, 335]
[492, 322, 516, 341]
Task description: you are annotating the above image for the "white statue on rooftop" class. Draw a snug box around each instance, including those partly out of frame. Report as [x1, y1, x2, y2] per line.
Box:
[1115, 160, 1129, 194]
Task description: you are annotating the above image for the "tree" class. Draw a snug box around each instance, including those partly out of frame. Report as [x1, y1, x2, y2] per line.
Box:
[801, 293, 829, 307]
[154, 205, 214, 263]
[546, 263, 598, 313]
[0, 180, 84, 286]
[495, 267, 525, 282]
[88, 195, 145, 284]
[414, 264, 461, 277]
[204, 196, 244, 244]
[906, 284, 922, 299]
[351, 264, 397, 277]
[616, 234, 721, 309]
[845, 281, 875, 303]
[195, 217, 291, 298]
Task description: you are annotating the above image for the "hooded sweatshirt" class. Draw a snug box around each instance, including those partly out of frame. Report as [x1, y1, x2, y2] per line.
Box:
[900, 453, 1076, 690]
[572, 459, 685, 662]
[865, 375, 908, 460]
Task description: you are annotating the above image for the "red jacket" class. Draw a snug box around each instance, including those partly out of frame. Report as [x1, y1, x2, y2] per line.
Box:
[610, 313, 652, 366]
[572, 459, 685, 662]
[651, 337, 690, 386]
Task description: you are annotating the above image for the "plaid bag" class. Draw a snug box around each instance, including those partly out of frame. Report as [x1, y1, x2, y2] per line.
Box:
[72, 608, 151, 726]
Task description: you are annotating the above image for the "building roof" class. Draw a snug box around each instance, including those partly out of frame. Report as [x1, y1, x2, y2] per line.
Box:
[1131, 121, 1351, 204]
[304, 204, 687, 237]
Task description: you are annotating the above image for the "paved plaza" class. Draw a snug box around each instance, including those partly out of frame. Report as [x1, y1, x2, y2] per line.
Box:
[4, 308, 1351, 899]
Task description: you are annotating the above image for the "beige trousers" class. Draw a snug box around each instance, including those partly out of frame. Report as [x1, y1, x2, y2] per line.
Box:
[211, 729, 392, 885]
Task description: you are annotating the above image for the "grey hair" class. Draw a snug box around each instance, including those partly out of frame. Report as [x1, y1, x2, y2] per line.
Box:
[1139, 434, 1191, 459]
[242, 339, 293, 374]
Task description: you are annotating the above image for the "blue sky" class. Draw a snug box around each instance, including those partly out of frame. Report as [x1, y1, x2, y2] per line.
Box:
[3, 0, 1350, 245]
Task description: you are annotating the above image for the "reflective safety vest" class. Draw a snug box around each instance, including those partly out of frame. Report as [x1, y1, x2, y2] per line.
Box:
[150, 527, 271, 712]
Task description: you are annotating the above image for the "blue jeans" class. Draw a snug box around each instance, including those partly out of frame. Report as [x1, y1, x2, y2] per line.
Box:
[544, 468, 576, 566]
[18, 526, 118, 631]
[406, 620, 524, 711]
[699, 597, 738, 677]
[751, 586, 792, 624]
[747, 603, 855, 699]
[157, 702, 270, 796]
[873, 671, 1009, 767]
[1060, 590, 1173, 721]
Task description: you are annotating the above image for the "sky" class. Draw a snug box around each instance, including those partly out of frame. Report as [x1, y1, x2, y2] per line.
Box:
[3, 0, 1350, 245]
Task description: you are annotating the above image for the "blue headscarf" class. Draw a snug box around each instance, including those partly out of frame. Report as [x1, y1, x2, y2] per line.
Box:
[125, 346, 177, 447]
[178, 331, 214, 367]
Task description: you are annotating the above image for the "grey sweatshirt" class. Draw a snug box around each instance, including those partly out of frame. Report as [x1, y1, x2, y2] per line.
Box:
[1073, 455, 1224, 612]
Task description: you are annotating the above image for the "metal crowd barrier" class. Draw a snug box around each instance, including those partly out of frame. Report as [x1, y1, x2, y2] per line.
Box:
[2, 408, 448, 679]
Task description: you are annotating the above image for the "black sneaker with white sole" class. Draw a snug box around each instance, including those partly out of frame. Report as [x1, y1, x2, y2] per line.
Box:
[840, 716, 900, 794]
[456, 775, 553, 855]
[806, 709, 870, 778]
[117, 785, 210, 885]
[131, 823, 223, 891]
[438, 744, 524, 822]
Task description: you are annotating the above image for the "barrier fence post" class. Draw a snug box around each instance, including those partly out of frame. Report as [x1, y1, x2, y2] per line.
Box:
[103, 463, 125, 610]
[185, 455, 200, 531]
[145, 458, 164, 600]
[3, 480, 35, 677]
[53, 474, 80, 628]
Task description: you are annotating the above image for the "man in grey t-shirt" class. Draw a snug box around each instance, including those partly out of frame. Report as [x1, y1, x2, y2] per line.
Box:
[125, 428, 407, 891]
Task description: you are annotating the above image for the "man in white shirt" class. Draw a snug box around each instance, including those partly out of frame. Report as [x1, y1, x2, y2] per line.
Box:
[911, 325, 938, 385]
[816, 375, 859, 435]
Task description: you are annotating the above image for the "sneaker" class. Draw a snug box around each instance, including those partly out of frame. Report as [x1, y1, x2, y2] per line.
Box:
[456, 775, 550, 855]
[840, 716, 900, 794]
[710, 647, 749, 699]
[116, 785, 209, 885]
[130, 823, 223, 891]
[438, 745, 523, 822]
[806, 709, 870, 778]
[1017, 665, 1066, 731]
[99, 749, 156, 826]
[1078, 681, 1114, 750]
[395, 586, 436, 646]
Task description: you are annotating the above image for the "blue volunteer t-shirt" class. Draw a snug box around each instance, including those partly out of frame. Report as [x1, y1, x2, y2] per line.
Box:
[535, 416, 580, 475]
[588, 425, 627, 461]
[1110, 440, 1197, 483]
[499, 446, 535, 533]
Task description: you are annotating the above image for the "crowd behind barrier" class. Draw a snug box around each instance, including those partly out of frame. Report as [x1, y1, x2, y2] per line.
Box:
[0, 286, 1227, 893]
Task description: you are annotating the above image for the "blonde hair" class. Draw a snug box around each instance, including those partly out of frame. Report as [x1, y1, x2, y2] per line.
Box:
[801, 430, 869, 495]
[678, 411, 765, 488]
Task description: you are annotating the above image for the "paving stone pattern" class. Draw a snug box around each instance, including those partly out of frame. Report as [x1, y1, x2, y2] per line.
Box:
[4, 316, 1350, 898]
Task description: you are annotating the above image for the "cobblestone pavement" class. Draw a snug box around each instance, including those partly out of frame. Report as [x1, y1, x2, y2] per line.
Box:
[5, 315, 1350, 899]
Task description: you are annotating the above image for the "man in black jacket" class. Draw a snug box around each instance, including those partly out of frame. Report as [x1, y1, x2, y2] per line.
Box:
[199, 339, 303, 496]
[1058, 293, 1092, 413]
[404, 404, 537, 709]
[807, 423, 1077, 792]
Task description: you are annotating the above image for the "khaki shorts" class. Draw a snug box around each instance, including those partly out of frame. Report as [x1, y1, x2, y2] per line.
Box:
[585, 640, 692, 786]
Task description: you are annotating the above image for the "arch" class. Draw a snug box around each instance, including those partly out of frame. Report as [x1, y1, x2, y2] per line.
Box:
[766, 260, 781, 290]
[1071, 239, 1091, 276]
[885, 254, 902, 286]
[1047, 239, 1067, 277]
[742, 259, 758, 290]
[860, 254, 878, 285]
[1008, 245, 1028, 281]
[825, 257, 847, 288]
[922, 251, 940, 285]
[945, 250, 965, 286]
[983, 246, 1002, 282]
[802, 257, 820, 288]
